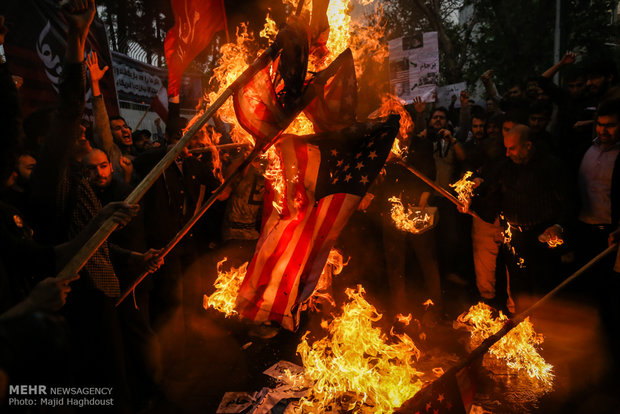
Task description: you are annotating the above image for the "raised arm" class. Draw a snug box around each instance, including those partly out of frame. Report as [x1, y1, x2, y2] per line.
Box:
[542, 51, 576, 79]
[86, 52, 113, 153]
[480, 69, 501, 103]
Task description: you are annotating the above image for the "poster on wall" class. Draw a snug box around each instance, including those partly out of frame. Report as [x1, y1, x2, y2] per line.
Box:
[388, 32, 439, 104]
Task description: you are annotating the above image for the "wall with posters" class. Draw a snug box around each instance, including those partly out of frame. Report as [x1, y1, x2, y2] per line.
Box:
[388, 32, 439, 104]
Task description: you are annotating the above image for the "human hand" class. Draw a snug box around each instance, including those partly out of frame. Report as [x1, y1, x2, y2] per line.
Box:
[450, 94, 458, 104]
[412, 96, 425, 113]
[26, 277, 73, 312]
[154, 118, 161, 126]
[0, 16, 8, 46]
[86, 51, 108, 83]
[98, 201, 140, 228]
[538, 224, 563, 244]
[438, 128, 455, 144]
[119, 156, 133, 183]
[139, 248, 164, 273]
[459, 90, 469, 107]
[560, 51, 576, 66]
[62, 0, 96, 39]
[608, 228, 620, 246]
[480, 69, 493, 83]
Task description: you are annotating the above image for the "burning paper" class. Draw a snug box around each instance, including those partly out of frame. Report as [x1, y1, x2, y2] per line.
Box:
[388, 196, 436, 234]
[294, 285, 424, 413]
[455, 303, 554, 385]
[449, 171, 476, 210]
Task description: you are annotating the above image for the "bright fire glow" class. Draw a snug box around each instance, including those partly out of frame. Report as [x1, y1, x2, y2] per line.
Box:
[456, 302, 554, 385]
[422, 299, 434, 310]
[388, 196, 433, 234]
[449, 171, 475, 210]
[396, 313, 412, 325]
[202, 258, 248, 317]
[295, 285, 424, 413]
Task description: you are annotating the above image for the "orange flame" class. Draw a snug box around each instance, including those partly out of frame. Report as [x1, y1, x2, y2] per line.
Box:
[202, 258, 248, 317]
[388, 196, 433, 234]
[295, 285, 424, 413]
[422, 299, 434, 310]
[449, 171, 475, 209]
[456, 302, 554, 385]
[396, 313, 412, 325]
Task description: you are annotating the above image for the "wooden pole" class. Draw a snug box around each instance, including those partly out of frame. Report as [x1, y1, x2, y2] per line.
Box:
[395, 243, 618, 413]
[189, 142, 251, 153]
[395, 158, 478, 219]
[55, 46, 278, 283]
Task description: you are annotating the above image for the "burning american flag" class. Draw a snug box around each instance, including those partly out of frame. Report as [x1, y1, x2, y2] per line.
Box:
[235, 115, 400, 331]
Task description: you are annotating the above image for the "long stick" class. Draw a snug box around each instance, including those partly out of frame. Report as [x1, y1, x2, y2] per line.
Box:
[55, 46, 278, 283]
[189, 142, 251, 153]
[115, 146, 262, 307]
[395, 243, 618, 413]
[395, 158, 478, 218]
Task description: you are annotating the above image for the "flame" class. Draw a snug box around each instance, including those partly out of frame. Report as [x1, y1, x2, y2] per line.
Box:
[546, 238, 564, 248]
[500, 215, 527, 268]
[456, 302, 554, 385]
[388, 196, 433, 234]
[449, 171, 476, 209]
[396, 313, 412, 325]
[295, 285, 424, 413]
[422, 299, 434, 310]
[203, 258, 248, 317]
[259, 13, 278, 42]
[370, 94, 413, 158]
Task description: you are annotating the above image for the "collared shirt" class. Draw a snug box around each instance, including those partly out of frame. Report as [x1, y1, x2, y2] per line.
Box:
[578, 138, 620, 224]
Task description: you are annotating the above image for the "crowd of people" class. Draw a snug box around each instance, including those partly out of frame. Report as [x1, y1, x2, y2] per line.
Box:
[1, 0, 620, 412]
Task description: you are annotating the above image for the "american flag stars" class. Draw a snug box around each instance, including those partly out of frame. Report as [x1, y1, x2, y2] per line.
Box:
[314, 116, 400, 201]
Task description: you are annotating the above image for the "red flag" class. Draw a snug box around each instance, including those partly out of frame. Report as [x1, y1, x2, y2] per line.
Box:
[164, 0, 227, 97]
[235, 116, 400, 331]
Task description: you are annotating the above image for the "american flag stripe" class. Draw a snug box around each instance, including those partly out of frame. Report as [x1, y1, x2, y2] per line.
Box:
[237, 137, 360, 330]
[269, 193, 348, 323]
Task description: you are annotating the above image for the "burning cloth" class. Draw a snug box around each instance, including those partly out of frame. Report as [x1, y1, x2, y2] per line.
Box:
[235, 116, 399, 331]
